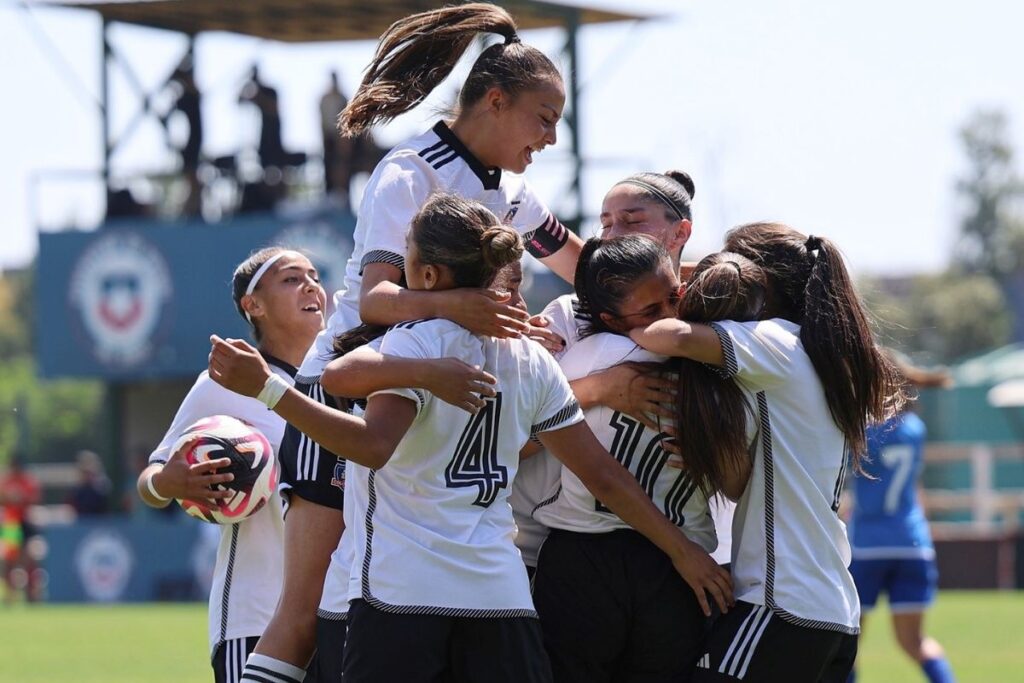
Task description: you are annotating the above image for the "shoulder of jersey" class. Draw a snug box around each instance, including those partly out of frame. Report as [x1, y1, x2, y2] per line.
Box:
[389, 317, 456, 333]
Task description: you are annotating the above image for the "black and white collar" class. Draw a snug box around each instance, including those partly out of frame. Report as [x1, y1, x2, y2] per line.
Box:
[431, 121, 502, 191]
[259, 350, 298, 379]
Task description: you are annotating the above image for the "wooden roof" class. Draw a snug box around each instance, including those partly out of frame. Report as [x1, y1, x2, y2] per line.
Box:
[48, 0, 645, 41]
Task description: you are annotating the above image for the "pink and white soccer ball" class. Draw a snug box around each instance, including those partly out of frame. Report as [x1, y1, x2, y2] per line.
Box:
[171, 415, 277, 524]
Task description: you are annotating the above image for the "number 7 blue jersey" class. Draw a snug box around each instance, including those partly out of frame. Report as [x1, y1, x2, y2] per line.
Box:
[848, 412, 934, 560]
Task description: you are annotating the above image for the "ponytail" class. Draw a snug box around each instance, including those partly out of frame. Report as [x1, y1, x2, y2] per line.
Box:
[410, 193, 524, 289]
[724, 223, 906, 466]
[339, 3, 560, 136]
[672, 252, 766, 496]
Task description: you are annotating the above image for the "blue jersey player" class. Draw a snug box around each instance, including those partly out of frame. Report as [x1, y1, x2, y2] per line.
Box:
[847, 360, 956, 683]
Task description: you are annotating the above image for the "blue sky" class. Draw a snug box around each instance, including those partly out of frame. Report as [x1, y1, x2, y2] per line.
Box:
[3, 0, 1023, 274]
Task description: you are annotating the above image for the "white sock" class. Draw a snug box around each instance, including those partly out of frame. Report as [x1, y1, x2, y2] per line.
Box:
[240, 653, 307, 683]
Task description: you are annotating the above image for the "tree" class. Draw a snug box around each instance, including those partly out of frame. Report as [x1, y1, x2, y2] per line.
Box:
[864, 273, 1011, 364]
[954, 110, 1024, 342]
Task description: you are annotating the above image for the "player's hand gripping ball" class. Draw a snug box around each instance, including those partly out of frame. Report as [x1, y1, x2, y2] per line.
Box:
[172, 415, 277, 524]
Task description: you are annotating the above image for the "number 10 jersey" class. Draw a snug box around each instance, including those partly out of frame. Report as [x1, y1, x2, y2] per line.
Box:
[533, 332, 717, 553]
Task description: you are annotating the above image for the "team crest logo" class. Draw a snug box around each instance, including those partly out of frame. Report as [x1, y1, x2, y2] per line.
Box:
[74, 530, 134, 602]
[275, 222, 353, 315]
[331, 457, 346, 490]
[503, 200, 521, 224]
[68, 232, 172, 367]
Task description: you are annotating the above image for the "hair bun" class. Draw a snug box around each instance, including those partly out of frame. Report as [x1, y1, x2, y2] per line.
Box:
[481, 225, 524, 270]
[664, 170, 695, 200]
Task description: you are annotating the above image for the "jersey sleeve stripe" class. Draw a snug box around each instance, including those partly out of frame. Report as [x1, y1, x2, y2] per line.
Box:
[359, 250, 405, 275]
[531, 400, 583, 435]
[423, 144, 453, 164]
[709, 322, 739, 377]
[417, 139, 447, 158]
[432, 150, 461, 170]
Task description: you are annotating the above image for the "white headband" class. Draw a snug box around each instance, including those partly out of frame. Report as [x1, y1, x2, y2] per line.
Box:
[244, 251, 287, 322]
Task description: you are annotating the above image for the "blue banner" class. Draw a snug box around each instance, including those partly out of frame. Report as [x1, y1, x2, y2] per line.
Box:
[43, 515, 216, 603]
[37, 211, 355, 379]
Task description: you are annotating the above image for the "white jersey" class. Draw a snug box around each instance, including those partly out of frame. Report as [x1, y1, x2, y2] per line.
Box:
[711, 319, 860, 634]
[507, 294, 580, 566]
[150, 358, 294, 655]
[532, 333, 717, 553]
[345, 318, 583, 617]
[539, 293, 584, 359]
[297, 121, 569, 380]
[318, 462, 356, 621]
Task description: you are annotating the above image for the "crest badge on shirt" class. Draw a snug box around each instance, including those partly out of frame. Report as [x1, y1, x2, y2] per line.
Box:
[331, 457, 346, 491]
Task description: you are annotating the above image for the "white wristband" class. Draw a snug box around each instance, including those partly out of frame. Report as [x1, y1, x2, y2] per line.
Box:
[257, 374, 290, 409]
[146, 471, 171, 502]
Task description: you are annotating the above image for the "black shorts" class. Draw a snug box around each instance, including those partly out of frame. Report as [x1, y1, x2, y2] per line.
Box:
[278, 379, 347, 511]
[342, 599, 552, 683]
[212, 636, 259, 683]
[532, 528, 706, 683]
[305, 614, 348, 683]
[691, 601, 858, 683]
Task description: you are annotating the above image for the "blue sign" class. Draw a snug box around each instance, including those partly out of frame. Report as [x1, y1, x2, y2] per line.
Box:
[37, 211, 355, 379]
[44, 516, 210, 603]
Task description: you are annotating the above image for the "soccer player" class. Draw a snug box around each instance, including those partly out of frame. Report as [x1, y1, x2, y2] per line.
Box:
[847, 358, 956, 683]
[631, 223, 906, 683]
[208, 194, 732, 683]
[137, 248, 326, 683]
[533, 238, 759, 682]
[512, 170, 736, 574]
[254, 4, 580, 678]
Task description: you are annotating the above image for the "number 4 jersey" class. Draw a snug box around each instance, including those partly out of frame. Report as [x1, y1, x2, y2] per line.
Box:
[532, 332, 717, 554]
[848, 412, 934, 560]
[344, 318, 584, 617]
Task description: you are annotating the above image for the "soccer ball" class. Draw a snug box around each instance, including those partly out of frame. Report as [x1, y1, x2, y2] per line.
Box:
[172, 415, 277, 524]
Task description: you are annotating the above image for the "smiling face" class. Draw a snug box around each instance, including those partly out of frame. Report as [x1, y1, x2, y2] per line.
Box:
[600, 184, 692, 264]
[244, 252, 326, 346]
[599, 260, 682, 334]
[487, 80, 565, 173]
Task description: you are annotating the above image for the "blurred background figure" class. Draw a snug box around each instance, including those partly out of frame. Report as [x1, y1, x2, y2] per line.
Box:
[1, 455, 41, 603]
[319, 70, 348, 198]
[846, 354, 957, 683]
[239, 65, 285, 173]
[165, 56, 204, 217]
[67, 449, 112, 517]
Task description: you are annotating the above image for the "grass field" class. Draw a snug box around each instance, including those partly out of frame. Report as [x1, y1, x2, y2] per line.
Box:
[1, 592, 1021, 682]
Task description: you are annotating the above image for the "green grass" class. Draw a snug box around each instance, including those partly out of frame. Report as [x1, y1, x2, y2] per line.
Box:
[0, 592, 1021, 682]
[0, 603, 210, 683]
[855, 591, 1024, 681]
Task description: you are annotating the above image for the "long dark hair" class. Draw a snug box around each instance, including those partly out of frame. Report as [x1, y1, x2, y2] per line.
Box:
[573, 235, 674, 338]
[339, 3, 561, 136]
[672, 252, 767, 496]
[724, 222, 906, 463]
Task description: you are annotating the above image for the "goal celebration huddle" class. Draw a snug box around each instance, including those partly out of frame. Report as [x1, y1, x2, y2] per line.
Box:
[135, 4, 945, 683]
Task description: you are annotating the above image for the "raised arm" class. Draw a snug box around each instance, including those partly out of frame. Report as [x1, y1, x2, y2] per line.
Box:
[538, 420, 733, 616]
[629, 318, 725, 366]
[359, 263, 529, 337]
[323, 345, 497, 414]
[207, 335, 414, 469]
[537, 230, 583, 283]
